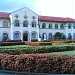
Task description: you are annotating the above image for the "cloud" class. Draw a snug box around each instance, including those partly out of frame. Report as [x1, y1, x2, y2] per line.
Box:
[35, 0, 74, 18]
[0, 0, 75, 18]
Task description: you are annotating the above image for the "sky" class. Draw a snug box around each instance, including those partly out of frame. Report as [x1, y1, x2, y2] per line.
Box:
[0, 0, 75, 18]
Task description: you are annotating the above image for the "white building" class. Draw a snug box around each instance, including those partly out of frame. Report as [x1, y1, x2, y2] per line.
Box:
[0, 7, 75, 41]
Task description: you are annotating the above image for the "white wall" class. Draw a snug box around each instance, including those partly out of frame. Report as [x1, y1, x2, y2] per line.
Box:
[10, 7, 39, 41]
[39, 21, 75, 40]
[0, 18, 10, 41]
[0, 8, 75, 41]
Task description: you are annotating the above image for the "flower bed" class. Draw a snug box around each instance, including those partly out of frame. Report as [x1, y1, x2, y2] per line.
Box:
[0, 54, 75, 74]
[25, 42, 52, 46]
[0, 42, 25, 46]
[0, 41, 52, 46]
[52, 39, 75, 43]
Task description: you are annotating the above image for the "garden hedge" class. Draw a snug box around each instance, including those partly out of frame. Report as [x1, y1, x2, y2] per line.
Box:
[0, 45, 75, 54]
[0, 54, 75, 74]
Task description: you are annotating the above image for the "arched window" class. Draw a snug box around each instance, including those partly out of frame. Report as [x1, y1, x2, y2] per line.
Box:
[73, 23, 75, 29]
[3, 21, 8, 27]
[31, 32, 37, 39]
[55, 24, 58, 29]
[14, 20, 20, 27]
[68, 33, 72, 39]
[49, 24, 52, 29]
[14, 31, 21, 40]
[23, 21, 28, 27]
[32, 21, 36, 27]
[60, 24, 64, 29]
[42, 33, 47, 40]
[73, 33, 75, 39]
[42, 23, 46, 28]
[48, 33, 52, 39]
[3, 33, 8, 38]
[68, 23, 71, 29]
[2, 33, 8, 41]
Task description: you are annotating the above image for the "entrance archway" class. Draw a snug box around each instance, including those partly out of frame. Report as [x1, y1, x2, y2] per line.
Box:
[23, 32, 28, 41]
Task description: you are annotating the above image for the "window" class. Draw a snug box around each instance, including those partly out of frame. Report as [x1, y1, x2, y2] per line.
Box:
[14, 33, 19, 38]
[73, 33, 75, 39]
[73, 23, 75, 29]
[68, 23, 71, 29]
[31, 33, 36, 38]
[32, 21, 36, 27]
[2, 33, 8, 41]
[39, 25, 40, 28]
[24, 15, 28, 19]
[38, 23, 40, 28]
[42, 23, 46, 28]
[68, 33, 72, 39]
[32, 16, 36, 19]
[3, 21, 8, 27]
[55, 24, 58, 29]
[60, 24, 64, 29]
[14, 20, 20, 27]
[23, 21, 28, 27]
[42, 33, 47, 40]
[31, 32, 37, 39]
[14, 31, 21, 40]
[48, 33, 52, 39]
[15, 14, 19, 18]
[49, 24, 52, 29]
[3, 33, 8, 38]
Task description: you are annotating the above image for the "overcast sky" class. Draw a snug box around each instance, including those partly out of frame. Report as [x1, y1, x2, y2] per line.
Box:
[0, 0, 75, 18]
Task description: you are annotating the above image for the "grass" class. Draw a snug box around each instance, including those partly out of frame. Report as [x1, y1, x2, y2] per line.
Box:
[0, 45, 31, 48]
[48, 50, 75, 55]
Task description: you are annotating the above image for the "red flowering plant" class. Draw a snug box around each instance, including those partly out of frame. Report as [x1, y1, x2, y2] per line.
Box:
[0, 54, 75, 74]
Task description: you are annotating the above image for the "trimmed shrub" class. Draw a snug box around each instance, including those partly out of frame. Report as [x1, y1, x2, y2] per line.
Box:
[0, 54, 9, 69]
[8, 40, 22, 42]
[0, 45, 75, 54]
[0, 54, 75, 74]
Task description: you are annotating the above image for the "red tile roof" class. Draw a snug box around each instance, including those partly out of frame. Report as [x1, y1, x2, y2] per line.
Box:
[0, 12, 10, 19]
[39, 16, 75, 22]
[0, 12, 75, 22]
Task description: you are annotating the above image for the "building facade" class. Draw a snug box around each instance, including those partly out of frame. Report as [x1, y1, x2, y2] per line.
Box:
[0, 7, 75, 41]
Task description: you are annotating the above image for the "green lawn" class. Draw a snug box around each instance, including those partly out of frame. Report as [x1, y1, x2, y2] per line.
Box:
[48, 50, 75, 55]
[0, 45, 30, 48]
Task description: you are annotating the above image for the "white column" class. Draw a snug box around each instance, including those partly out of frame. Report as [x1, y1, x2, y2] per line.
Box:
[29, 24, 31, 41]
[64, 23, 68, 39]
[72, 24, 74, 40]
[21, 23, 23, 41]
[37, 24, 39, 41]
[11, 23, 14, 40]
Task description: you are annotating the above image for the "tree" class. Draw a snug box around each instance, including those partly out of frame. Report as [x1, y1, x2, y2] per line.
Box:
[54, 32, 62, 39]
